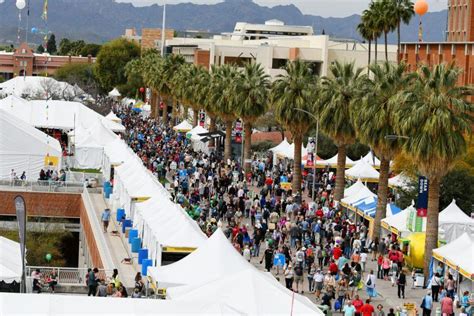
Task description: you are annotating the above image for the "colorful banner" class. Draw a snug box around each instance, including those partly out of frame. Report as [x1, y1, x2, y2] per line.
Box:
[199, 110, 206, 127]
[234, 119, 242, 143]
[416, 176, 429, 217]
[306, 137, 315, 167]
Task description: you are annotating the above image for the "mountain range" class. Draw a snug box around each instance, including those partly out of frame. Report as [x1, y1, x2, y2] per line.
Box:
[0, 0, 448, 45]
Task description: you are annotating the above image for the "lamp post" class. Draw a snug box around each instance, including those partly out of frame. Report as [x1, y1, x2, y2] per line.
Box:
[294, 108, 319, 202]
[160, 0, 166, 57]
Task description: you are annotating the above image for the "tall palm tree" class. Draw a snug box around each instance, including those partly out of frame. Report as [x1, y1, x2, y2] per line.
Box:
[271, 59, 318, 195]
[357, 19, 374, 70]
[393, 0, 415, 63]
[162, 54, 186, 125]
[353, 61, 415, 239]
[209, 65, 239, 161]
[319, 61, 363, 201]
[394, 64, 474, 280]
[367, 1, 384, 63]
[234, 63, 270, 173]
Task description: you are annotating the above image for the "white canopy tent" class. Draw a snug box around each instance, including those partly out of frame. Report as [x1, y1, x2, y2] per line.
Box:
[388, 173, 414, 190]
[147, 228, 251, 288]
[345, 159, 380, 182]
[439, 200, 474, 243]
[381, 203, 425, 237]
[270, 138, 291, 165]
[0, 96, 125, 132]
[0, 293, 243, 315]
[187, 125, 209, 154]
[323, 154, 355, 168]
[0, 109, 62, 180]
[0, 237, 22, 283]
[173, 120, 193, 132]
[105, 111, 121, 123]
[168, 268, 324, 316]
[343, 179, 368, 198]
[108, 88, 121, 98]
[361, 151, 381, 168]
[0, 76, 85, 100]
[340, 183, 376, 205]
[433, 233, 474, 280]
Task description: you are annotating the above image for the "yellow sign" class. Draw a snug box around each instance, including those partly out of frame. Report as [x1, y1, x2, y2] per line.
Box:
[44, 155, 59, 166]
[280, 182, 292, 191]
[162, 246, 196, 253]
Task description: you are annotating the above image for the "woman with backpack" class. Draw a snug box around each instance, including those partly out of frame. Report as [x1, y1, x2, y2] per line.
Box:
[284, 262, 294, 291]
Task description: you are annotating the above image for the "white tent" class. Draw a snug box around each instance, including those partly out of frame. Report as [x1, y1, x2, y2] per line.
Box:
[0, 109, 62, 180]
[270, 138, 291, 164]
[0, 76, 85, 100]
[361, 151, 381, 168]
[274, 142, 307, 161]
[187, 125, 209, 154]
[433, 233, 474, 280]
[381, 204, 425, 237]
[345, 159, 380, 182]
[105, 111, 121, 123]
[168, 269, 324, 316]
[0, 96, 125, 132]
[340, 183, 376, 205]
[344, 179, 368, 198]
[173, 120, 193, 132]
[439, 200, 474, 243]
[0, 293, 243, 315]
[323, 154, 355, 168]
[388, 173, 414, 190]
[147, 228, 251, 288]
[0, 237, 22, 283]
[108, 88, 121, 98]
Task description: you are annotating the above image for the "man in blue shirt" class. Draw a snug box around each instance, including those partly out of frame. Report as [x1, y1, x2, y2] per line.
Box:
[421, 291, 433, 316]
[101, 208, 111, 233]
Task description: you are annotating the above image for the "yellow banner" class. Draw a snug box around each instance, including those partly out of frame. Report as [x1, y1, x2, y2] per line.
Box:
[44, 155, 59, 167]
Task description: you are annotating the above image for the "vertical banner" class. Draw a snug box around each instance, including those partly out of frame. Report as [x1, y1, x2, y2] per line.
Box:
[234, 119, 242, 143]
[416, 176, 429, 217]
[14, 195, 27, 293]
[199, 110, 206, 127]
[306, 137, 315, 167]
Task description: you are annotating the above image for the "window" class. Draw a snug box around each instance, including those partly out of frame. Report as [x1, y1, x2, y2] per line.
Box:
[272, 58, 288, 69]
[19, 60, 27, 67]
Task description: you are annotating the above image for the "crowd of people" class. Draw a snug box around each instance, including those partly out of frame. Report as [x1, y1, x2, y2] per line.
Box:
[109, 106, 471, 315]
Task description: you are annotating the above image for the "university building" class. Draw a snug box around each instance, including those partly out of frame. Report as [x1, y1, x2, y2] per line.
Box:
[0, 43, 95, 80]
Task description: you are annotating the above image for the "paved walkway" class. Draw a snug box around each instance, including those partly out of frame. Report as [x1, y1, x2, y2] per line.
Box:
[89, 193, 139, 288]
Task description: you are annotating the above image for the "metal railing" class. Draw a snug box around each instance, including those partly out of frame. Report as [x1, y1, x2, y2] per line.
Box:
[66, 171, 104, 186]
[26, 266, 114, 285]
[0, 179, 85, 193]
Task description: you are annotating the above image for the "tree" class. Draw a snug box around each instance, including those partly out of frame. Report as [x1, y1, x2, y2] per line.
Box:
[94, 38, 141, 93]
[80, 43, 101, 57]
[394, 64, 474, 280]
[209, 65, 239, 161]
[366, 1, 384, 63]
[46, 34, 57, 55]
[319, 61, 363, 201]
[55, 63, 100, 100]
[58, 38, 72, 56]
[357, 19, 373, 70]
[36, 44, 45, 54]
[392, 0, 415, 63]
[353, 61, 415, 239]
[271, 59, 318, 194]
[234, 63, 270, 173]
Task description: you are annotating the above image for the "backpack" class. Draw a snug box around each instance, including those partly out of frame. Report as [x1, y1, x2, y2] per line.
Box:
[294, 265, 303, 276]
[366, 277, 372, 286]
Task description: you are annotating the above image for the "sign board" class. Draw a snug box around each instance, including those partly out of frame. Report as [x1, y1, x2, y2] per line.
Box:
[199, 110, 206, 127]
[416, 176, 429, 217]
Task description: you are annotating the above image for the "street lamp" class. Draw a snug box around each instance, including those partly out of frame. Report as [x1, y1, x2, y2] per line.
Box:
[294, 108, 319, 202]
[160, 0, 166, 57]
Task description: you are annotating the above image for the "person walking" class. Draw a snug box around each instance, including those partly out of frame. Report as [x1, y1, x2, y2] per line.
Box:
[420, 292, 433, 316]
[365, 270, 377, 298]
[343, 300, 356, 316]
[360, 299, 375, 316]
[87, 268, 99, 296]
[441, 293, 454, 316]
[284, 262, 294, 291]
[101, 208, 111, 233]
[313, 269, 324, 300]
[397, 269, 406, 299]
[430, 272, 442, 302]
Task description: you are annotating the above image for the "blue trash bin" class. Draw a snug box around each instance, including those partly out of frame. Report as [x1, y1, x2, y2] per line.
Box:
[104, 187, 112, 199]
[138, 248, 148, 264]
[116, 208, 125, 222]
[131, 237, 141, 253]
[128, 229, 138, 243]
[122, 219, 132, 234]
[141, 259, 153, 276]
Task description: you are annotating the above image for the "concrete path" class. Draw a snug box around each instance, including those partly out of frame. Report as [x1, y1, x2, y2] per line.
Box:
[89, 193, 139, 288]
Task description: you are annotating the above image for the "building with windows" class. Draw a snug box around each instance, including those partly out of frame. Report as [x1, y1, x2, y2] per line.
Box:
[0, 43, 94, 80]
[446, 0, 474, 42]
[227, 20, 314, 40]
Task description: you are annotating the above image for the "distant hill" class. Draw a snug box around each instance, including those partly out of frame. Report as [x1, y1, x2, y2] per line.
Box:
[0, 0, 448, 45]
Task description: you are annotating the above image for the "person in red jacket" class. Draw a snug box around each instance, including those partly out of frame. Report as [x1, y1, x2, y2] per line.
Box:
[329, 260, 338, 276]
[333, 244, 343, 260]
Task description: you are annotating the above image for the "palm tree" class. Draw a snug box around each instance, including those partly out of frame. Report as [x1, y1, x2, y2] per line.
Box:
[353, 61, 415, 239]
[161, 54, 186, 125]
[209, 65, 239, 161]
[234, 63, 270, 173]
[271, 59, 318, 195]
[393, 0, 415, 63]
[319, 61, 364, 201]
[366, 1, 384, 63]
[394, 64, 474, 280]
[357, 19, 374, 70]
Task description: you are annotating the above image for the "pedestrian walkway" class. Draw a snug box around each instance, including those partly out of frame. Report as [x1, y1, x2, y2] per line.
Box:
[89, 192, 139, 288]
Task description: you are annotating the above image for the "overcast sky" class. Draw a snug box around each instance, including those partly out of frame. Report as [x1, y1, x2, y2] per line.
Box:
[116, 0, 448, 17]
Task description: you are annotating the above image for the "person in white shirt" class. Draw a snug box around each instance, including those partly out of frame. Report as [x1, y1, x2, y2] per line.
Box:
[360, 251, 368, 272]
[243, 245, 251, 262]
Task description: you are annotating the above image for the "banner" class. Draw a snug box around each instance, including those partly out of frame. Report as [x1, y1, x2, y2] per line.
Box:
[198, 110, 206, 127]
[416, 176, 429, 217]
[306, 137, 315, 167]
[233, 119, 242, 143]
[14, 195, 26, 293]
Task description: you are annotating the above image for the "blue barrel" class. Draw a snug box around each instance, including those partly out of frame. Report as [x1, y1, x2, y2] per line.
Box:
[103, 181, 110, 189]
[116, 208, 125, 222]
[104, 186, 112, 199]
[122, 219, 132, 233]
[128, 229, 138, 243]
[141, 259, 153, 276]
[131, 237, 141, 253]
[138, 248, 148, 264]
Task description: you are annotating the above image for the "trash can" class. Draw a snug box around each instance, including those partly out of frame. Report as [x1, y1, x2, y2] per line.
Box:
[116, 208, 125, 222]
[131, 237, 141, 253]
[141, 259, 153, 276]
[122, 219, 132, 234]
[138, 248, 148, 264]
[128, 229, 138, 243]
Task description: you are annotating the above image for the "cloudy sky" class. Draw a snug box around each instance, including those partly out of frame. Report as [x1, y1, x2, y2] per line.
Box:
[116, 0, 447, 17]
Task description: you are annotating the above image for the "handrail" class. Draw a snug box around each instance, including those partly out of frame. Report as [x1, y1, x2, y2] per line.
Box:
[81, 189, 115, 270]
[26, 266, 114, 286]
[0, 179, 85, 193]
